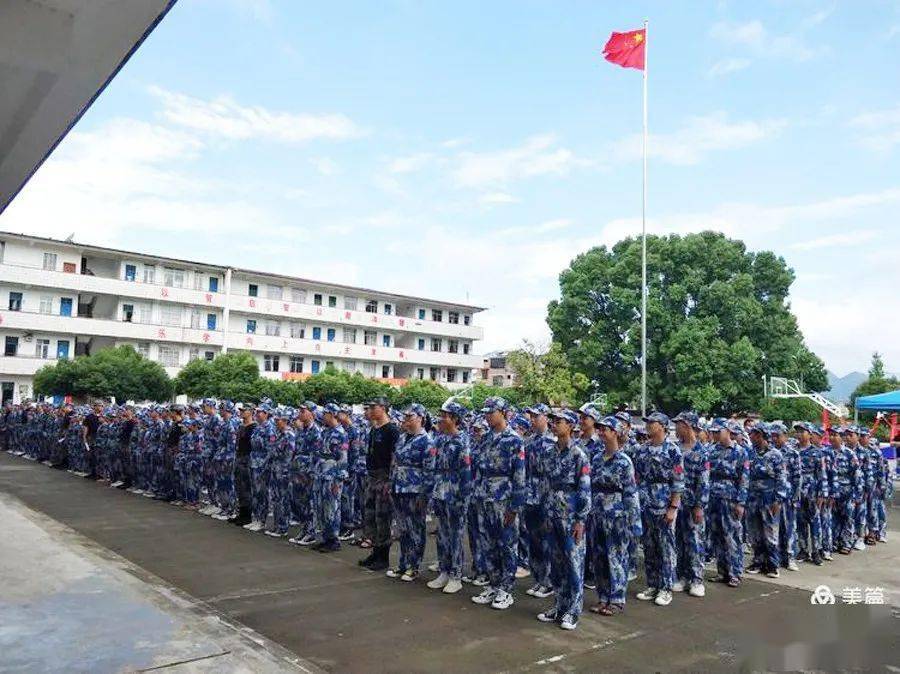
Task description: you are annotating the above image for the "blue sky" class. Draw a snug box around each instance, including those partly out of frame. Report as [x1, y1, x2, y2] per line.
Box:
[6, 0, 900, 376]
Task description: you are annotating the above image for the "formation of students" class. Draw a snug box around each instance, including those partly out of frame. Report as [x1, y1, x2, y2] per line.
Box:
[2, 396, 892, 631]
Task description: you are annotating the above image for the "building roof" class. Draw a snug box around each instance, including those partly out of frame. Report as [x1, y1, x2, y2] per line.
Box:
[0, 230, 487, 312]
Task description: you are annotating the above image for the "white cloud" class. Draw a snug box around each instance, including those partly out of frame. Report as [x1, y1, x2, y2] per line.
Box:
[802, 4, 835, 28]
[710, 19, 822, 63]
[790, 230, 878, 251]
[387, 153, 435, 174]
[849, 105, 900, 152]
[310, 157, 340, 175]
[708, 57, 752, 77]
[479, 192, 519, 205]
[452, 134, 587, 188]
[149, 86, 365, 144]
[615, 112, 787, 165]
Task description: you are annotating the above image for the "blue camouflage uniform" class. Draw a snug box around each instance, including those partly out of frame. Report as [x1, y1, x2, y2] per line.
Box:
[466, 423, 490, 581]
[706, 420, 749, 582]
[851, 434, 873, 545]
[317, 409, 349, 544]
[832, 431, 863, 551]
[432, 422, 473, 580]
[817, 431, 836, 555]
[674, 415, 710, 587]
[773, 425, 802, 566]
[391, 410, 435, 572]
[864, 437, 886, 540]
[340, 413, 361, 531]
[747, 425, 788, 571]
[293, 412, 321, 538]
[523, 404, 555, 591]
[795, 423, 828, 561]
[249, 413, 275, 525]
[215, 411, 239, 517]
[269, 412, 296, 535]
[177, 421, 204, 505]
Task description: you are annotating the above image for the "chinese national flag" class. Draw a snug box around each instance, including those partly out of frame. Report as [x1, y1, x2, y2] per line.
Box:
[603, 29, 646, 70]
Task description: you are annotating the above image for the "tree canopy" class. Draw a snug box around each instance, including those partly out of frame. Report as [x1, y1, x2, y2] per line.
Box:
[850, 352, 899, 421]
[505, 341, 589, 406]
[547, 231, 828, 415]
[33, 345, 173, 403]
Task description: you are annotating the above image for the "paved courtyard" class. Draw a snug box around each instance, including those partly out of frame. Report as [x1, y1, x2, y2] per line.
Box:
[0, 451, 897, 673]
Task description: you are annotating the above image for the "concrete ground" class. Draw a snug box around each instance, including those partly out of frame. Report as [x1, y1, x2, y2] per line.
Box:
[0, 451, 897, 673]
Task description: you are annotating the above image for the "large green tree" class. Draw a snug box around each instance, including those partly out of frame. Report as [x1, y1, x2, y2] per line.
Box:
[174, 351, 260, 400]
[34, 345, 172, 403]
[505, 340, 589, 406]
[850, 352, 899, 425]
[547, 231, 827, 415]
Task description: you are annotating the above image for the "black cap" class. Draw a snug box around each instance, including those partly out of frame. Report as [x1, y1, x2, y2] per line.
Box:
[367, 396, 391, 409]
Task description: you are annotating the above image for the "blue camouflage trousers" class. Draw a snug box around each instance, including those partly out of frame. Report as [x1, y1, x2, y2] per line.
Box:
[641, 510, 677, 591]
[854, 492, 869, 541]
[523, 504, 551, 588]
[291, 473, 315, 535]
[779, 500, 799, 565]
[201, 452, 216, 504]
[433, 499, 467, 578]
[547, 513, 585, 619]
[249, 455, 270, 524]
[821, 500, 834, 553]
[708, 497, 743, 580]
[340, 476, 357, 531]
[393, 493, 427, 572]
[270, 465, 291, 534]
[748, 499, 780, 570]
[480, 501, 519, 593]
[318, 479, 342, 543]
[179, 455, 201, 504]
[214, 453, 236, 516]
[833, 495, 856, 550]
[467, 500, 488, 579]
[675, 505, 706, 585]
[591, 511, 630, 605]
[797, 495, 822, 558]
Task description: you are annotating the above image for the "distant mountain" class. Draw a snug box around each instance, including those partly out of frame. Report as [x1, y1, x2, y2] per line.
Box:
[823, 371, 867, 403]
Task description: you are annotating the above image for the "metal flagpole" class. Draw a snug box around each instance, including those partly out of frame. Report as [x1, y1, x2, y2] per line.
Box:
[640, 18, 648, 416]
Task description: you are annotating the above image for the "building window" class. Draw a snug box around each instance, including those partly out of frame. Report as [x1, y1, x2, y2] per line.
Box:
[432, 309, 443, 322]
[264, 354, 280, 372]
[188, 347, 200, 361]
[163, 269, 185, 288]
[384, 303, 392, 315]
[207, 314, 217, 330]
[43, 253, 57, 271]
[193, 272, 204, 291]
[136, 342, 150, 358]
[447, 368, 457, 383]
[417, 338, 425, 351]
[267, 284, 283, 300]
[265, 321, 280, 337]
[122, 303, 134, 322]
[291, 287, 306, 304]
[463, 315, 471, 326]
[290, 323, 304, 339]
[363, 330, 376, 346]
[382, 335, 391, 347]
[344, 296, 357, 311]
[311, 360, 320, 374]
[327, 328, 336, 342]
[204, 351, 215, 361]
[209, 277, 219, 292]
[314, 293, 323, 306]
[37, 339, 50, 359]
[39, 296, 53, 314]
[124, 264, 136, 281]
[312, 327, 321, 340]
[462, 371, 470, 383]
[344, 361, 357, 373]
[160, 305, 182, 327]
[381, 365, 390, 379]
[328, 295, 337, 308]
[365, 300, 377, 313]
[143, 266, 155, 284]
[158, 346, 179, 367]
[248, 283, 258, 297]
[418, 309, 426, 320]
[136, 303, 151, 324]
[4, 336, 18, 356]
[449, 311, 459, 324]
[416, 368, 424, 380]
[463, 343, 470, 355]
[189, 309, 204, 329]
[8, 292, 22, 311]
[325, 360, 335, 370]
[492, 375, 504, 386]
[431, 338, 442, 352]
[289, 355, 303, 373]
[448, 339, 459, 354]
[363, 362, 376, 377]
[429, 367, 438, 381]
[343, 328, 357, 344]
[246, 319, 257, 334]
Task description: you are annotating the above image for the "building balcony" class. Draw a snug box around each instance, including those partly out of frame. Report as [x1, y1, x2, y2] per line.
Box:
[229, 331, 482, 369]
[0, 262, 226, 309]
[0, 309, 225, 347]
[0, 355, 57, 376]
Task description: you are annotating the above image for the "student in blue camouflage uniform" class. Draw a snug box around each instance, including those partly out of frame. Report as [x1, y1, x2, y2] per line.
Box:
[246, 404, 274, 532]
[858, 429, 882, 546]
[614, 411, 641, 581]
[578, 404, 605, 593]
[471, 397, 526, 611]
[793, 422, 827, 565]
[212, 402, 239, 520]
[464, 418, 490, 585]
[705, 419, 749, 587]
[873, 435, 891, 542]
[428, 401, 472, 595]
[770, 422, 802, 571]
[199, 400, 223, 515]
[178, 418, 204, 507]
[338, 405, 361, 540]
[536, 409, 590, 631]
[831, 427, 863, 554]
[813, 426, 836, 561]
[288, 402, 320, 545]
[522, 403, 555, 599]
[843, 426, 871, 551]
[633, 412, 684, 607]
[588, 415, 639, 616]
[672, 412, 709, 597]
[746, 423, 788, 578]
[313, 403, 348, 552]
[265, 408, 296, 538]
[388, 404, 435, 580]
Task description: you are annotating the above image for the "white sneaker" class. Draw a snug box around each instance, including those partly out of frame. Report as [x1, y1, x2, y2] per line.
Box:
[472, 576, 490, 587]
[427, 573, 450, 590]
[515, 566, 531, 579]
[533, 585, 555, 598]
[671, 580, 685, 592]
[385, 568, 404, 579]
[822, 551, 833, 561]
[443, 578, 463, 594]
[688, 583, 706, 598]
[264, 530, 284, 538]
[427, 561, 439, 573]
[207, 507, 222, 517]
[243, 521, 263, 531]
[654, 589, 673, 606]
[559, 613, 578, 630]
[636, 588, 658, 601]
[787, 559, 799, 572]
[853, 539, 866, 551]
[212, 513, 230, 521]
[491, 590, 514, 610]
[400, 570, 419, 582]
[471, 588, 497, 605]
[536, 608, 558, 623]
[525, 583, 541, 596]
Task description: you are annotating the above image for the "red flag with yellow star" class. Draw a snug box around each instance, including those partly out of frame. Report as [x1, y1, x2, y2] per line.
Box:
[602, 29, 645, 70]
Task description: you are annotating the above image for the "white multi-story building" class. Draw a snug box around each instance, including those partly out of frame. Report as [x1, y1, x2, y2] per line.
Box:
[0, 232, 484, 404]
